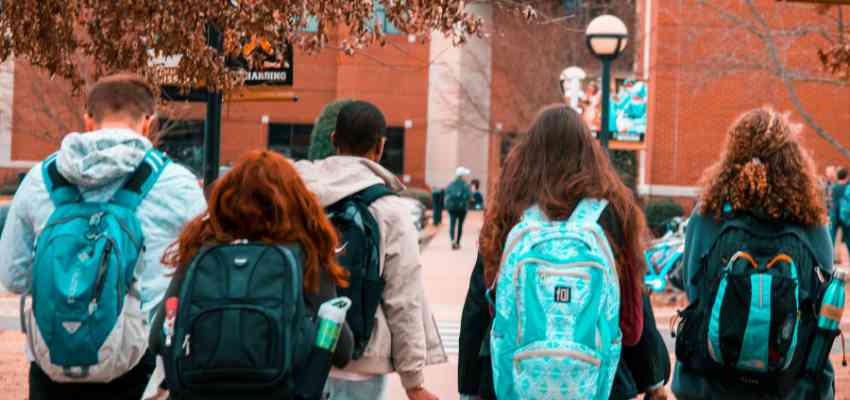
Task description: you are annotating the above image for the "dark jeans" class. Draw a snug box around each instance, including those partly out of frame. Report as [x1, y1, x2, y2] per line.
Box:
[29, 351, 156, 400]
[449, 210, 467, 244]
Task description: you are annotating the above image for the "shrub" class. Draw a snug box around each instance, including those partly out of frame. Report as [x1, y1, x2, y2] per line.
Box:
[645, 198, 685, 237]
[308, 99, 354, 161]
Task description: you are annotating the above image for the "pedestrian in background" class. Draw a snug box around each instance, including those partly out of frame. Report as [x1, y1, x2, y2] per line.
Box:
[470, 179, 484, 211]
[446, 167, 472, 250]
[0, 74, 206, 400]
[673, 107, 836, 400]
[831, 167, 848, 242]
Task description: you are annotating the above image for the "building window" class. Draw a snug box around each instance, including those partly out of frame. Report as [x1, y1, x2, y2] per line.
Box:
[269, 123, 314, 161]
[157, 119, 205, 177]
[381, 127, 405, 175]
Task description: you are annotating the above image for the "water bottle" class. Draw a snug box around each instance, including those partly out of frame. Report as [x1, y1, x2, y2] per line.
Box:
[806, 268, 846, 373]
[818, 268, 846, 330]
[294, 297, 352, 400]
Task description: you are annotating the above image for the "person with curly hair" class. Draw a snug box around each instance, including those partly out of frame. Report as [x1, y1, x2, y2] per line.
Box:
[672, 107, 836, 400]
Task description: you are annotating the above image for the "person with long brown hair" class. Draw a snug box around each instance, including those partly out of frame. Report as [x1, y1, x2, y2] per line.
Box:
[475, 104, 669, 399]
[672, 108, 836, 400]
[149, 149, 353, 399]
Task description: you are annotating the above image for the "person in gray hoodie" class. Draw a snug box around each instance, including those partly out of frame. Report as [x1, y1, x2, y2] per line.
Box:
[296, 101, 446, 400]
[0, 74, 207, 400]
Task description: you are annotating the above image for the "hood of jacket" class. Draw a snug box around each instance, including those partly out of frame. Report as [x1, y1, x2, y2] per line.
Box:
[56, 128, 152, 189]
[294, 156, 405, 207]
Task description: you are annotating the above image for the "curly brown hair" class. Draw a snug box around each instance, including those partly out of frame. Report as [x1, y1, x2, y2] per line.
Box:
[480, 104, 648, 288]
[699, 107, 827, 226]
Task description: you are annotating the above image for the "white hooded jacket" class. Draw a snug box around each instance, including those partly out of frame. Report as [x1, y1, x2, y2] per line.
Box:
[295, 156, 447, 390]
[0, 129, 207, 322]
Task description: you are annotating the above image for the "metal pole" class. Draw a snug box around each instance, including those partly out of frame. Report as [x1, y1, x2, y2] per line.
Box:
[203, 25, 223, 189]
[599, 59, 612, 152]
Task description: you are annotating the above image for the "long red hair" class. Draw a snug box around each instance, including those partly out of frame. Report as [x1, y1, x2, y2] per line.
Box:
[162, 150, 348, 292]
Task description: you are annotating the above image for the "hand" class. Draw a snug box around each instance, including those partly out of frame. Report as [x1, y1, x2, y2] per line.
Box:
[406, 386, 439, 400]
[647, 386, 669, 400]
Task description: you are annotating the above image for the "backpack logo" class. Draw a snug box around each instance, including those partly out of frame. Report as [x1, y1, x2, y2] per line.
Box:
[62, 321, 82, 335]
[554, 286, 571, 303]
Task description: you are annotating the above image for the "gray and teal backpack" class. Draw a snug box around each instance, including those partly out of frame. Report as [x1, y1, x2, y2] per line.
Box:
[23, 150, 167, 382]
[674, 215, 825, 394]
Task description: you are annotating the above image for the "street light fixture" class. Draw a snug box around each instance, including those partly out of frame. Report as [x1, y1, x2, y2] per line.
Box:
[586, 14, 628, 151]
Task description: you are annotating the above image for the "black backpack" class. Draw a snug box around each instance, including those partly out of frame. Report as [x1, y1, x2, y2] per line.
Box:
[674, 216, 826, 394]
[326, 184, 395, 359]
[164, 243, 315, 400]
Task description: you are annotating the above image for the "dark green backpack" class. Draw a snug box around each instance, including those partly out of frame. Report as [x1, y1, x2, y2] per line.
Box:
[165, 243, 314, 400]
[326, 184, 395, 359]
[445, 180, 470, 212]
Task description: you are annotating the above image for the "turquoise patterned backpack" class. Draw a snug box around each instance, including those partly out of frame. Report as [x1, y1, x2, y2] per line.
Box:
[490, 199, 621, 399]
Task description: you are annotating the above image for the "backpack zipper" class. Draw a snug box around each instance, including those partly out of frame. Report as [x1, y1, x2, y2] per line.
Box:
[513, 349, 601, 371]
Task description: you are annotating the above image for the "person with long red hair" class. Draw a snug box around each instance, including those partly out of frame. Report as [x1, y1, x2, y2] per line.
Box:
[149, 149, 353, 398]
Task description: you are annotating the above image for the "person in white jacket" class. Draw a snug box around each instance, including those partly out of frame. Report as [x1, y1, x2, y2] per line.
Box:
[296, 101, 446, 400]
[0, 74, 207, 400]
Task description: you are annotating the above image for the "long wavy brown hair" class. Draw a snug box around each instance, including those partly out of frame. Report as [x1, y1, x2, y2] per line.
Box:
[480, 104, 648, 287]
[699, 107, 827, 226]
[162, 150, 348, 292]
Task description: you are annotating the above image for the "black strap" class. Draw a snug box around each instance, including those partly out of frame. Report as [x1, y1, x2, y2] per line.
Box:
[46, 161, 73, 189]
[120, 161, 154, 195]
[353, 184, 396, 206]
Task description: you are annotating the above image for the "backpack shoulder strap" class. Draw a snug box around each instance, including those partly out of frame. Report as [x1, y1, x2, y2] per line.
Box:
[354, 184, 396, 206]
[111, 149, 170, 211]
[42, 154, 81, 207]
[567, 198, 609, 227]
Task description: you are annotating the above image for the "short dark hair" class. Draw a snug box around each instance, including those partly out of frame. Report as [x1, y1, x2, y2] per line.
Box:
[334, 101, 386, 156]
[86, 73, 156, 122]
[838, 167, 848, 181]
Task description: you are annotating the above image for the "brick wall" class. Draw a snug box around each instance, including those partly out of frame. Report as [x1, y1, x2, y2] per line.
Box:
[644, 0, 850, 194]
[5, 35, 432, 188]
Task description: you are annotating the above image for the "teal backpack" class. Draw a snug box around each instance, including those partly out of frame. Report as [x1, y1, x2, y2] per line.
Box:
[490, 199, 621, 400]
[23, 150, 167, 382]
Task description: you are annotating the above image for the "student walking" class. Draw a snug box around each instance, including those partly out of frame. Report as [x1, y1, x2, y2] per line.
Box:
[446, 167, 472, 250]
[478, 104, 656, 399]
[672, 108, 837, 400]
[151, 150, 353, 400]
[295, 101, 446, 400]
[832, 167, 849, 246]
[0, 74, 206, 400]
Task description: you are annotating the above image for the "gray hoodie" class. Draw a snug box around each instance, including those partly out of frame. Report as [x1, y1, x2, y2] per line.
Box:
[0, 129, 207, 322]
[295, 156, 447, 390]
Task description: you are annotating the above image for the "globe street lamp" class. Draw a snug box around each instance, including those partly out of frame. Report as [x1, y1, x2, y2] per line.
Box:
[585, 15, 628, 151]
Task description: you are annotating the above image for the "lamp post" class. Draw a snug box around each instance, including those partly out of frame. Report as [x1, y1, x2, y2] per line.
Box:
[585, 15, 628, 151]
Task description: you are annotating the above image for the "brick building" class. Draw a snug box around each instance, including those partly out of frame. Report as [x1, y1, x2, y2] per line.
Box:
[639, 0, 850, 205]
[0, 1, 847, 201]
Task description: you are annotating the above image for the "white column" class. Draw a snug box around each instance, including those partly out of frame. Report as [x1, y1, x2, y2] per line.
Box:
[425, 3, 492, 193]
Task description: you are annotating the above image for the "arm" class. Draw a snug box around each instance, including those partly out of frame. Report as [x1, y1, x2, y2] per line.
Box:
[458, 255, 491, 395]
[598, 208, 644, 347]
[304, 269, 353, 369]
[0, 167, 39, 294]
[621, 293, 671, 394]
[379, 200, 427, 390]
